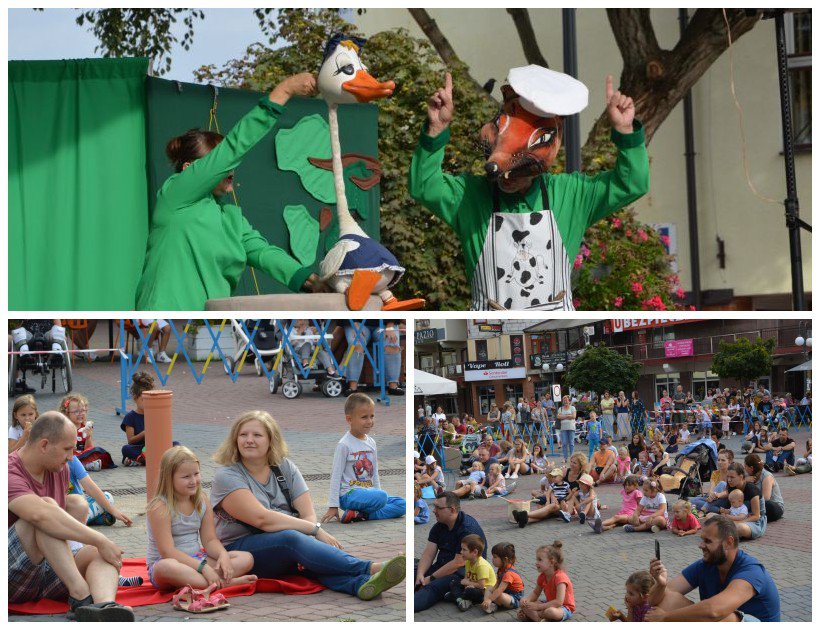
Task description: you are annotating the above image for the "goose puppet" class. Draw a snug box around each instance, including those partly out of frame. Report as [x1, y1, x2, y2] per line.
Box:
[317, 34, 425, 311]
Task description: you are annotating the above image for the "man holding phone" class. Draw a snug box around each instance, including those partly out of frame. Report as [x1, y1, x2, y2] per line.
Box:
[644, 515, 780, 621]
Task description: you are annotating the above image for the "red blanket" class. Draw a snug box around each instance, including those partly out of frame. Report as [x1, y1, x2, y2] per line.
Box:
[9, 558, 325, 615]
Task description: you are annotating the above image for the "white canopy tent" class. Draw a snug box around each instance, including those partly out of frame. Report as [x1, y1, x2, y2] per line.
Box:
[786, 359, 812, 372]
[413, 369, 457, 396]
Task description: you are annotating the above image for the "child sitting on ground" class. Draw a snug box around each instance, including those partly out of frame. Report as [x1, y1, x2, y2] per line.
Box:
[322, 392, 406, 524]
[414, 483, 429, 524]
[120, 372, 180, 466]
[60, 393, 115, 471]
[719, 489, 749, 522]
[615, 447, 631, 482]
[445, 534, 496, 612]
[633, 450, 652, 478]
[518, 541, 575, 622]
[8, 394, 37, 453]
[147, 446, 257, 597]
[561, 473, 597, 524]
[486, 462, 513, 497]
[591, 474, 642, 534]
[482, 542, 525, 614]
[413, 450, 425, 474]
[529, 443, 550, 476]
[605, 570, 655, 622]
[669, 499, 701, 536]
[416, 455, 446, 494]
[453, 461, 487, 499]
[514, 468, 570, 528]
[624, 478, 668, 534]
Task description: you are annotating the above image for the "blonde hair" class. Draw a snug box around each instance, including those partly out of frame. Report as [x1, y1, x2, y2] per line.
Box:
[489, 462, 502, 476]
[12, 395, 38, 427]
[414, 482, 422, 501]
[58, 392, 88, 416]
[148, 446, 205, 517]
[673, 499, 692, 513]
[570, 452, 589, 474]
[213, 410, 289, 467]
[618, 446, 629, 459]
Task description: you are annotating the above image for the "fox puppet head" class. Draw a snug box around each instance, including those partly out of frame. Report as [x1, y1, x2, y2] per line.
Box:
[479, 66, 588, 193]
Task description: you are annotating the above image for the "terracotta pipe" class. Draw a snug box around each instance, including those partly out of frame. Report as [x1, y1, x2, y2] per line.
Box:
[142, 390, 174, 502]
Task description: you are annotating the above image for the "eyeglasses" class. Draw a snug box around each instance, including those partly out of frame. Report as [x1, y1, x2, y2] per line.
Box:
[432, 504, 452, 512]
[67, 407, 88, 415]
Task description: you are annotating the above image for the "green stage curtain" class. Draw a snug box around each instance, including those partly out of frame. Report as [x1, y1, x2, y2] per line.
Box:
[9, 58, 149, 309]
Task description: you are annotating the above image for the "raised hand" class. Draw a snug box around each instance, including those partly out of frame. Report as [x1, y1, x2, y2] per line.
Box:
[427, 72, 454, 137]
[270, 73, 318, 105]
[605, 74, 635, 134]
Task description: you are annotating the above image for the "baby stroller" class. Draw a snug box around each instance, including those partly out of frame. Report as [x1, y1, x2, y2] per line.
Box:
[459, 433, 483, 474]
[660, 439, 718, 497]
[269, 321, 343, 399]
[8, 330, 72, 395]
[575, 419, 588, 444]
[223, 319, 279, 376]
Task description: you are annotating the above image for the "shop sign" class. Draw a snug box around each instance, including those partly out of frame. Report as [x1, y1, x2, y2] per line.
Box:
[464, 360, 527, 382]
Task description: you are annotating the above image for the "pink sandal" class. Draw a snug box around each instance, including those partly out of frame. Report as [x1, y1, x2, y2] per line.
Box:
[172, 585, 230, 613]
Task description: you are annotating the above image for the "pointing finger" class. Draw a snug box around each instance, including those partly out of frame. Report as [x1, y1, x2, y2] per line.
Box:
[444, 72, 453, 97]
[605, 74, 614, 100]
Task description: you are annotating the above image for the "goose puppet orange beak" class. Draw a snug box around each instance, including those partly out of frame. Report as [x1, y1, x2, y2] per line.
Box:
[342, 70, 395, 102]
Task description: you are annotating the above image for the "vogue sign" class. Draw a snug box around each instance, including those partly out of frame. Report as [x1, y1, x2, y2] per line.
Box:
[464, 360, 527, 382]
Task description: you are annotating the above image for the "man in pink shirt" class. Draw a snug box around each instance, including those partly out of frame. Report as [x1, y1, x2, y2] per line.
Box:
[8, 411, 134, 621]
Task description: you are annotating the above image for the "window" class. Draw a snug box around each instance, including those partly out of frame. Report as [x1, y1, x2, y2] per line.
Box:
[478, 385, 496, 415]
[692, 370, 721, 401]
[787, 11, 811, 148]
[655, 373, 681, 403]
[418, 355, 434, 372]
[502, 383, 524, 406]
[441, 350, 458, 366]
[474, 339, 489, 361]
[534, 381, 551, 399]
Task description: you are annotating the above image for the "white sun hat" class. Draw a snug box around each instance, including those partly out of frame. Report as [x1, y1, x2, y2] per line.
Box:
[507, 65, 589, 117]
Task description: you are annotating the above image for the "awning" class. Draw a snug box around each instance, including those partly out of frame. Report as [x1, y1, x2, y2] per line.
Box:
[413, 369, 457, 396]
[786, 359, 812, 372]
[523, 319, 602, 333]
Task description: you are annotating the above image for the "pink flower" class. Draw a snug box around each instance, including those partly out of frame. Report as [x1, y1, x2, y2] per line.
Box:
[573, 254, 583, 269]
[660, 235, 671, 247]
[631, 282, 643, 294]
[637, 229, 648, 242]
[573, 298, 581, 309]
[625, 229, 633, 238]
[611, 218, 622, 229]
[675, 288, 686, 299]
[641, 296, 667, 311]
[614, 296, 624, 307]
[580, 244, 591, 259]
[689, 305, 697, 311]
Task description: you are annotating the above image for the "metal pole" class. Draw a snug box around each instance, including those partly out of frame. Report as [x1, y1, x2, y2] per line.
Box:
[678, 9, 702, 310]
[774, 10, 805, 311]
[562, 8, 581, 173]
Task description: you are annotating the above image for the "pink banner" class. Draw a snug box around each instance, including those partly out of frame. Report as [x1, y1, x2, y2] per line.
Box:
[664, 339, 694, 358]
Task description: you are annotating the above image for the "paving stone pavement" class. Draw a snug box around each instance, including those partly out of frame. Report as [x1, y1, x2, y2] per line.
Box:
[413, 432, 812, 622]
[8, 358, 408, 622]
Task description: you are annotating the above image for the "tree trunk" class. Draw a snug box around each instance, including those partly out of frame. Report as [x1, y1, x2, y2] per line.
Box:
[583, 8, 760, 159]
[506, 9, 549, 67]
[408, 8, 494, 99]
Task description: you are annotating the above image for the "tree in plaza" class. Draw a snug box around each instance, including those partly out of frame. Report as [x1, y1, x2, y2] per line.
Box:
[564, 345, 640, 397]
[711, 337, 776, 385]
[65, 8, 761, 309]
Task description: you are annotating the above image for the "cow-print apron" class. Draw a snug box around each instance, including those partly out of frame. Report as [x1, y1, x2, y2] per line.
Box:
[471, 180, 574, 311]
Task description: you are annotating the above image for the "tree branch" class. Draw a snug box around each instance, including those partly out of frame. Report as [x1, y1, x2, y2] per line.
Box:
[506, 9, 549, 67]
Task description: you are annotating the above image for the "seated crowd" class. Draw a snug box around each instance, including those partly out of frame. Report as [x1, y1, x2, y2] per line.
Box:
[9, 386, 407, 619]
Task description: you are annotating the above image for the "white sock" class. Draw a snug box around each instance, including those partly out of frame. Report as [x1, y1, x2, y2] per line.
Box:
[20, 344, 29, 353]
[51, 343, 62, 352]
[88, 351, 97, 360]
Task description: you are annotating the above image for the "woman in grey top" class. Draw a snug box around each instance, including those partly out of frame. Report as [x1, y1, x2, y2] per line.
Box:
[210, 410, 405, 600]
[744, 453, 785, 522]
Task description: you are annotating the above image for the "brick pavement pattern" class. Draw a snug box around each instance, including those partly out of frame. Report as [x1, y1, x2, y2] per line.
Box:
[8, 357, 407, 623]
[413, 432, 811, 622]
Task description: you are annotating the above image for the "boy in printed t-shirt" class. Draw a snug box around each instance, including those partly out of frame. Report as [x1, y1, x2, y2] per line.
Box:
[322, 392, 406, 524]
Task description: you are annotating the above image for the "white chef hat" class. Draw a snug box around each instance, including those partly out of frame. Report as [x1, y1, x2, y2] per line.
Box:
[507, 65, 588, 117]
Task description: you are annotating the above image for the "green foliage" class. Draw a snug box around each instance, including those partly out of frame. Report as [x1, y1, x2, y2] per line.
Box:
[73, 9, 204, 76]
[564, 344, 640, 395]
[711, 337, 776, 382]
[195, 10, 498, 309]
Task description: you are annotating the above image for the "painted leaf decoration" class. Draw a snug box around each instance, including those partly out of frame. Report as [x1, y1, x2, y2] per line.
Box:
[275, 115, 335, 204]
[283, 205, 319, 266]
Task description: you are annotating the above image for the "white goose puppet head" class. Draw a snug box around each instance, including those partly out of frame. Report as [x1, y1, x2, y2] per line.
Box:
[317, 34, 420, 311]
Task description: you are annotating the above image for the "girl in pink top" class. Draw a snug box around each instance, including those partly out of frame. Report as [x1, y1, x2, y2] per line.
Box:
[590, 475, 642, 533]
[615, 447, 631, 482]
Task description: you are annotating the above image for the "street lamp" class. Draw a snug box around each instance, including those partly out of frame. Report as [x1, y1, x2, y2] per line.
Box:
[795, 335, 812, 353]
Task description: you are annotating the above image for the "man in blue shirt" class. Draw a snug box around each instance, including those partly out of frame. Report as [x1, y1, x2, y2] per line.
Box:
[414, 491, 487, 612]
[645, 515, 780, 621]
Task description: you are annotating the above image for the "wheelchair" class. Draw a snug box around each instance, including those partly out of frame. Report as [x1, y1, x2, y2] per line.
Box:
[8, 331, 73, 395]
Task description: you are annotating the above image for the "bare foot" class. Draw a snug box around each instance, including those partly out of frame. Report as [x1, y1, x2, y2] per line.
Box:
[229, 575, 258, 586]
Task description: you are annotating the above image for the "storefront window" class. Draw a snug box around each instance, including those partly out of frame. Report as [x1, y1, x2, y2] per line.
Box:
[478, 385, 496, 415]
[502, 384, 524, 406]
[441, 350, 458, 366]
[655, 373, 681, 403]
[534, 381, 550, 400]
[419, 355, 434, 372]
[692, 370, 720, 401]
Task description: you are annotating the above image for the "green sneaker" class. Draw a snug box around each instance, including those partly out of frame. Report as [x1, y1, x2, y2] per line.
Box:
[357, 555, 406, 601]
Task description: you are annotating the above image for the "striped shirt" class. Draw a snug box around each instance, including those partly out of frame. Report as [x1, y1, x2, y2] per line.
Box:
[550, 481, 571, 502]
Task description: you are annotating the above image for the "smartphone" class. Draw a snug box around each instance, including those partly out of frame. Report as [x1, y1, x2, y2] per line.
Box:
[655, 539, 661, 561]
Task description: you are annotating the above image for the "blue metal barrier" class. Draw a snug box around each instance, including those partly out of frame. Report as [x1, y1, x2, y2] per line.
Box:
[116, 318, 393, 414]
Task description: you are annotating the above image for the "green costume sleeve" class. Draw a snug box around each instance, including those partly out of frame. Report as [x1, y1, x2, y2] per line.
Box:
[550, 120, 650, 262]
[161, 98, 287, 210]
[240, 214, 313, 293]
[407, 126, 468, 232]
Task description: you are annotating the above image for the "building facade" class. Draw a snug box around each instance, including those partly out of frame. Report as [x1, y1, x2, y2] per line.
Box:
[413, 319, 469, 415]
